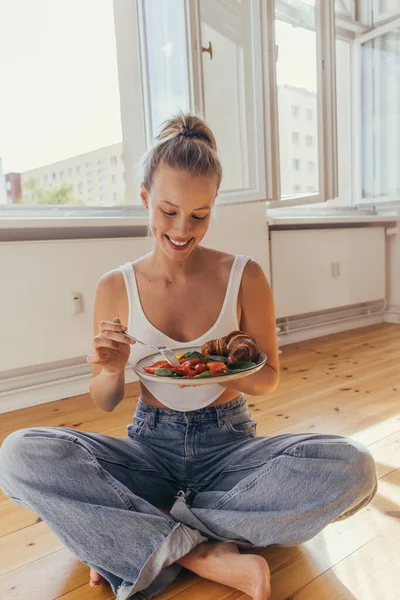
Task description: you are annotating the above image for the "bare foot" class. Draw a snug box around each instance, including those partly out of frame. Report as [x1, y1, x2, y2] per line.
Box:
[177, 541, 271, 600]
[89, 567, 103, 588]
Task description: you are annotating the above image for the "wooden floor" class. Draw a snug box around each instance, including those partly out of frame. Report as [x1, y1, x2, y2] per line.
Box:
[1, 323, 400, 600]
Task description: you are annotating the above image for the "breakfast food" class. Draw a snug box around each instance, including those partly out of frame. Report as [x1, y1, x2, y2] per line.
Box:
[142, 331, 261, 379]
[202, 331, 260, 364]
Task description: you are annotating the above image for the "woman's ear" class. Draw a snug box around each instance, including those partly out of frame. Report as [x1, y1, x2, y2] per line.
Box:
[140, 183, 149, 210]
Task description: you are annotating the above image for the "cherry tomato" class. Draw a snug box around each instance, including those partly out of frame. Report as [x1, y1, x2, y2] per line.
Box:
[208, 361, 228, 375]
[144, 366, 159, 374]
[193, 363, 208, 375]
[152, 360, 171, 368]
[179, 358, 204, 366]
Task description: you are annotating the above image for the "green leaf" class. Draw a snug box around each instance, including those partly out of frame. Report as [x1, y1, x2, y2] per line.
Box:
[194, 370, 215, 378]
[209, 355, 229, 364]
[228, 361, 256, 371]
[155, 368, 174, 377]
[181, 351, 206, 360]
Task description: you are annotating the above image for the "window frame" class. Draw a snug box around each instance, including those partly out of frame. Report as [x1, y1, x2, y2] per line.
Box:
[352, 16, 400, 207]
[266, 0, 339, 209]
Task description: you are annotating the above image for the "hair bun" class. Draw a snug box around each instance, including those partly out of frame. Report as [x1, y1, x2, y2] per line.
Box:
[157, 112, 217, 151]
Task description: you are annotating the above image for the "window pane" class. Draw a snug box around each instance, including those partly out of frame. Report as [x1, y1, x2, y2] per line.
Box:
[142, 0, 190, 139]
[275, 0, 319, 198]
[362, 28, 400, 199]
[199, 0, 259, 193]
[0, 0, 126, 206]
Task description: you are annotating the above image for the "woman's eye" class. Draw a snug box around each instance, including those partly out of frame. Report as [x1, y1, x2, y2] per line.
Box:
[162, 210, 176, 217]
[192, 214, 207, 221]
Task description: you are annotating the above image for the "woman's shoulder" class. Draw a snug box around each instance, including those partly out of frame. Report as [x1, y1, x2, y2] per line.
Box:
[200, 246, 241, 266]
[96, 268, 126, 301]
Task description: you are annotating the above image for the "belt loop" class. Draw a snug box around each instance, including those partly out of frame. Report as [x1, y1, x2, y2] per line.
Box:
[215, 407, 224, 428]
[148, 408, 157, 430]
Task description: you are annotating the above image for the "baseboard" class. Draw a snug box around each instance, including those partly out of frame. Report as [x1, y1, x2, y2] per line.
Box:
[383, 305, 400, 324]
[0, 362, 138, 415]
[278, 314, 385, 346]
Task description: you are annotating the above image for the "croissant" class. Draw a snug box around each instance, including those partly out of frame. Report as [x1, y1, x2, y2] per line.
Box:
[201, 330, 260, 364]
[201, 336, 228, 357]
[225, 332, 259, 364]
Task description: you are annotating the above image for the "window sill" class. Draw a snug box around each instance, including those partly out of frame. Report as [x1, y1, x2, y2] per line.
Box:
[0, 215, 149, 241]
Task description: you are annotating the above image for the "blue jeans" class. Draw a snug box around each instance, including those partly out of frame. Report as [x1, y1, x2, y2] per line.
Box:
[0, 395, 377, 600]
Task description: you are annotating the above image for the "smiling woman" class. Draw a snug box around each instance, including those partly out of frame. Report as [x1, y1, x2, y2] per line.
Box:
[139, 113, 222, 260]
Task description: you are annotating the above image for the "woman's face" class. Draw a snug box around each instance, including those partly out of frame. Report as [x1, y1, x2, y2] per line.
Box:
[141, 166, 217, 261]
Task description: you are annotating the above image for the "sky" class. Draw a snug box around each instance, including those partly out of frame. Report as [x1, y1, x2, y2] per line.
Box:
[0, 0, 317, 174]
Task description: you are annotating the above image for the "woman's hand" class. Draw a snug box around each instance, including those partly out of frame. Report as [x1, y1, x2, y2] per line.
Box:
[87, 317, 135, 375]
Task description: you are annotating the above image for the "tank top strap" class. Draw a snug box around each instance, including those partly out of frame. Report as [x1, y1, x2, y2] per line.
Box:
[119, 262, 141, 325]
[226, 254, 251, 321]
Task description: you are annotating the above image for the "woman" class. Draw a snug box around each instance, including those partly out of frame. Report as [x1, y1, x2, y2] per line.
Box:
[0, 114, 377, 600]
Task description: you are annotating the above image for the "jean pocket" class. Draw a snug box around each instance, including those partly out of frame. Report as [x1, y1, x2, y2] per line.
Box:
[127, 417, 148, 438]
[222, 415, 257, 437]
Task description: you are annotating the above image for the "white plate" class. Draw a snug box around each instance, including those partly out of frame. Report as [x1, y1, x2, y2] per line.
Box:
[134, 346, 267, 387]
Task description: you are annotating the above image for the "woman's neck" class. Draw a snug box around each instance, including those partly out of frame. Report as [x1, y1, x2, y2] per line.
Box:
[148, 244, 205, 282]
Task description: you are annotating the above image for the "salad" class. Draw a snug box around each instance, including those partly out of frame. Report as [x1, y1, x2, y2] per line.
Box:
[143, 351, 257, 379]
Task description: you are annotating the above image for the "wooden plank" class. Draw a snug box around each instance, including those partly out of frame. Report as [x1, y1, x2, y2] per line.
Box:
[0, 502, 40, 537]
[0, 521, 64, 575]
[0, 548, 88, 600]
[289, 521, 400, 600]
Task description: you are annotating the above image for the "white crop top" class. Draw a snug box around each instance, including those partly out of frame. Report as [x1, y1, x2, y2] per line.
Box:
[120, 254, 251, 411]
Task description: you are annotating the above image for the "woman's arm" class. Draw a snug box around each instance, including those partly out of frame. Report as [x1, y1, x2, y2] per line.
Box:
[221, 260, 280, 396]
[89, 271, 132, 412]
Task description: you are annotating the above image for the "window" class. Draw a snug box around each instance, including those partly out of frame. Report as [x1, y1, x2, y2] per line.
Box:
[360, 24, 400, 201]
[306, 135, 313, 146]
[307, 161, 314, 174]
[140, 0, 190, 141]
[293, 184, 301, 192]
[276, 1, 321, 199]
[44, 175, 48, 184]
[0, 0, 125, 208]
[1, 0, 340, 216]
[113, 192, 118, 202]
[292, 105, 300, 118]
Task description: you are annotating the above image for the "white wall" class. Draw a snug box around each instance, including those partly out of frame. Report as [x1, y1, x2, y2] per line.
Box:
[0, 202, 269, 372]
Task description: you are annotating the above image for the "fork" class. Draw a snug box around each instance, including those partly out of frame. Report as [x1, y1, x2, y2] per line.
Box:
[120, 332, 180, 367]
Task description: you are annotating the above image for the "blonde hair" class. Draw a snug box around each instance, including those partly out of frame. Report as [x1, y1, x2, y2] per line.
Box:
[142, 112, 223, 191]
